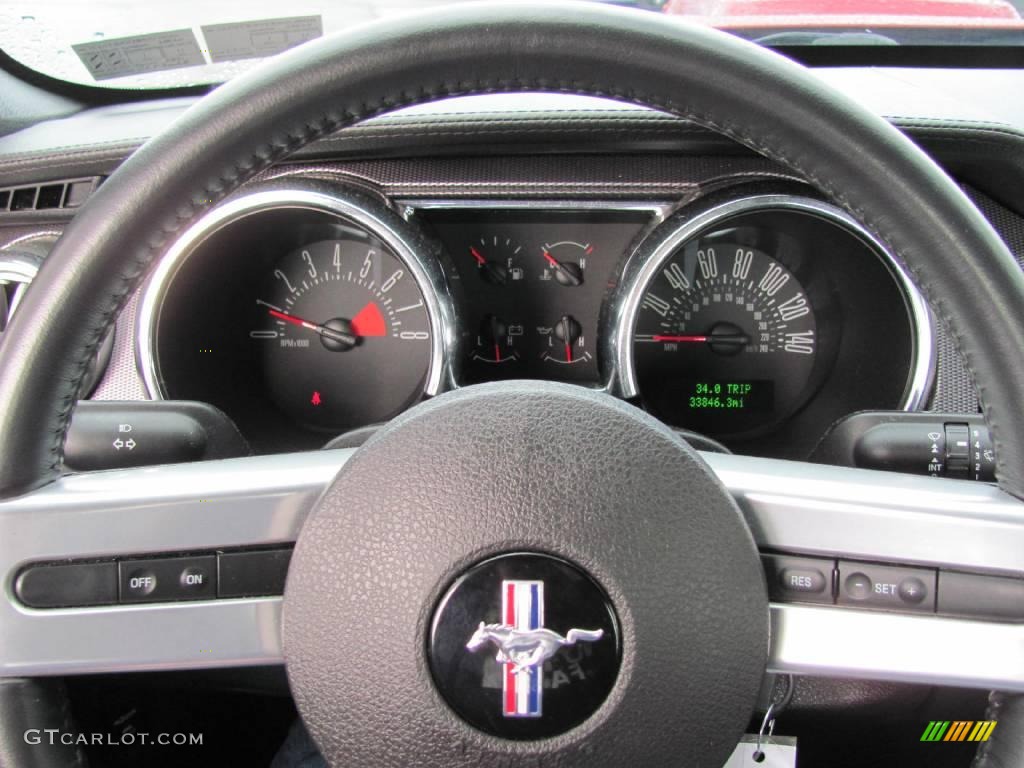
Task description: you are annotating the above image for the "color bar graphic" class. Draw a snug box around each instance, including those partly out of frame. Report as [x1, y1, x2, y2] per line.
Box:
[921, 721, 997, 742]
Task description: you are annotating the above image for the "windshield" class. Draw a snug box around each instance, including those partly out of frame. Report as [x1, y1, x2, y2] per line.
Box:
[2, 0, 1023, 89]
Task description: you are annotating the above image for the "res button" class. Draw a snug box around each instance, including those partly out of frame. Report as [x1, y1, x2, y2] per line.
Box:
[762, 555, 834, 604]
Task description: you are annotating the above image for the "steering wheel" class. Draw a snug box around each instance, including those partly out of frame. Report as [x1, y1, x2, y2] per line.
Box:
[2, 3, 1024, 766]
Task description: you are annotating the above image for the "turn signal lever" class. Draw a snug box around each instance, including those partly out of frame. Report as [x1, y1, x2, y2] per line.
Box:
[63, 401, 249, 472]
[812, 411, 994, 481]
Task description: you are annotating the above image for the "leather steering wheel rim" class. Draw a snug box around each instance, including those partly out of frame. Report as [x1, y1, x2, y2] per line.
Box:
[2, 4, 1023, 496]
[1, 2, 1024, 764]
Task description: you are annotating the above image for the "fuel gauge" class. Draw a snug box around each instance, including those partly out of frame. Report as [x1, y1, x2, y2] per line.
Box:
[469, 237, 526, 285]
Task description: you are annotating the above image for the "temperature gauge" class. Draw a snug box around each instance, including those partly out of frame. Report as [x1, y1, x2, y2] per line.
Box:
[541, 241, 590, 287]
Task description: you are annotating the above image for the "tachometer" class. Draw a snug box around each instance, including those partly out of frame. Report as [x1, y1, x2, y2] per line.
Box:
[254, 235, 432, 431]
[633, 238, 818, 436]
[140, 183, 450, 451]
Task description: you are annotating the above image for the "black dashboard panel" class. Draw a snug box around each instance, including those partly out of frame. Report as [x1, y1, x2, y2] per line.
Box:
[8, 83, 1020, 461]
[132, 178, 931, 458]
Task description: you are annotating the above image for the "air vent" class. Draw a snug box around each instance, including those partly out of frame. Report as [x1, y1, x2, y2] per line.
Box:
[0, 177, 101, 215]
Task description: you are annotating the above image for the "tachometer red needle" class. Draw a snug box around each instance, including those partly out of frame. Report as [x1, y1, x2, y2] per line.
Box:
[652, 334, 709, 343]
[470, 246, 487, 266]
[268, 308, 315, 329]
[266, 308, 357, 345]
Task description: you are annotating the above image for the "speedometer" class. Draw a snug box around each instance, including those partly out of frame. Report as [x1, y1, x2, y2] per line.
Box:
[633, 236, 819, 436]
[616, 193, 934, 453]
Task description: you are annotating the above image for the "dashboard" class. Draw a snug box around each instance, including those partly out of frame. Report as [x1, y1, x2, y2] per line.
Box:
[134, 177, 931, 459]
[7, 77, 1024, 467]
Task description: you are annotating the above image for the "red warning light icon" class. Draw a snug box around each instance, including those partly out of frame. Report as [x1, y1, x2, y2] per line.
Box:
[311, 391, 322, 406]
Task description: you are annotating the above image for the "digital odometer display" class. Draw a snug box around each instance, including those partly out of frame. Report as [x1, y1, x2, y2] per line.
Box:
[685, 380, 774, 412]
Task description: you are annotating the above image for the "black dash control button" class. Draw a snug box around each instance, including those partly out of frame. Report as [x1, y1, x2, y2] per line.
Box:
[837, 560, 935, 613]
[938, 571, 1024, 622]
[762, 555, 834, 604]
[16, 562, 118, 608]
[120, 556, 216, 603]
[218, 549, 292, 598]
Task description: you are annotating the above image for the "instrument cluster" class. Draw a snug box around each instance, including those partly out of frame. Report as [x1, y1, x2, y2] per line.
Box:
[138, 180, 933, 458]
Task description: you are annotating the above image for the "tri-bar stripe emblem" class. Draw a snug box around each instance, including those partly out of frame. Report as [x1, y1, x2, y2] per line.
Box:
[921, 720, 997, 742]
[502, 580, 544, 717]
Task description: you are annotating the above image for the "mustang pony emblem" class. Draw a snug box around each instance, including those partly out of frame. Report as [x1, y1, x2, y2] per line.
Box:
[467, 622, 604, 674]
[465, 579, 604, 717]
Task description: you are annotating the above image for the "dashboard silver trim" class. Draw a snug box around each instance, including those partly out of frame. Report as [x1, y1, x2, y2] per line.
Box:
[611, 195, 937, 411]
[3, 450, 1024, 683]
[398, 198, 674, 221]
[0, 251, 41, 317]
[136, 188, 454, 402]
[769, 604, 1024, 690]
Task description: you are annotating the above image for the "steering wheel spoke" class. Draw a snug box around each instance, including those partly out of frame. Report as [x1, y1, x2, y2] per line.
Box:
[2, 448, 1023, 692]
[0, 449, 352, 675]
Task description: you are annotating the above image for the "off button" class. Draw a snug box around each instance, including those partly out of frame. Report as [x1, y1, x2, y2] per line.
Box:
[124, 569, 158, 598]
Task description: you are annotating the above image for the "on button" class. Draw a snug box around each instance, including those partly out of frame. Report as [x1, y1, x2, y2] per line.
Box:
[180, 566, 211, 591]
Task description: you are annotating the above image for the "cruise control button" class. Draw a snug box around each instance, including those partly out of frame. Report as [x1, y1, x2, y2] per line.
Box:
[781, 567, 827, 594]
[844, 572, 872, 600]
[124, 569, 158, 598]
[837, 560, 935, 613]
[120, 556, 216, 603]
[761, 554, 834, 604]
[179, 565, 212, 592]
[898, 577, 927, 604]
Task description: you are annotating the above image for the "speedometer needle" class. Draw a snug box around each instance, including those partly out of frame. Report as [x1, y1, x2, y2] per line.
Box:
[267, 308, 357, 346]
[652, 333, 750, 345]
[652, 335, 709, 343]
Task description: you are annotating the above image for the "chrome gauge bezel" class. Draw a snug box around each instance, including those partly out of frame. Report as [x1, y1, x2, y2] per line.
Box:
[137, 187, 455, 403]
[610, 194, 936, 411]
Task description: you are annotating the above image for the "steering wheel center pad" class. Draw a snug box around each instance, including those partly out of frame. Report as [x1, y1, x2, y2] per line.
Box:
[284, 381, 768, 766]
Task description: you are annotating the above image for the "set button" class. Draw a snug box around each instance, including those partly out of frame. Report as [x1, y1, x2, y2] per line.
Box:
[837, 560, 935, 613]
